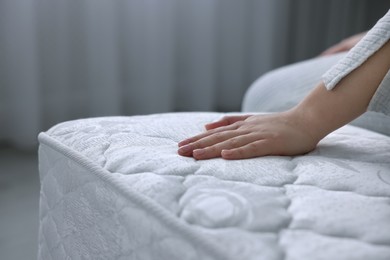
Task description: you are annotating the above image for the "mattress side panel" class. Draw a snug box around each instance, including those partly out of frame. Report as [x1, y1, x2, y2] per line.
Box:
[37, 143, 219, 260]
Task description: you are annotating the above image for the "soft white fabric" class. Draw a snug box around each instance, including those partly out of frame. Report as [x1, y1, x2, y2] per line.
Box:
[322, 9, 390, 116]
[242, 53, 347, 112]
[38, 113, 390, 260]
[369, 69, 390, 116]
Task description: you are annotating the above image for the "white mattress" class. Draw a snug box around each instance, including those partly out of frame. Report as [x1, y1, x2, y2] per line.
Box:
[37, 112, 390, 260]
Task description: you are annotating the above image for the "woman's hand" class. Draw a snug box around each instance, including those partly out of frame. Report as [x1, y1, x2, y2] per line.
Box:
[178, 36, 390, 161]
[178, 110, 319, 160]
[320, 32, 366, 56]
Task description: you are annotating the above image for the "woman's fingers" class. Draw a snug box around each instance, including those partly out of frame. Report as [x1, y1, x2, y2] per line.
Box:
[221, 140, 274, 160]
[204, 115, 251, 130]
[320, 32, 366, 56]
[178, 121, 244, 147]
[178, 130, 247, 157]
[192, 133, 258, 160]
[178, 115, 252, 147]
[320, 44, 348, 56]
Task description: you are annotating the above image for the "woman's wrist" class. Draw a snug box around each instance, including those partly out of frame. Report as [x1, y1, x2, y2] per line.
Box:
[293, 40, 390, 144]
[286, 104, 326, 146]
[289, 82, 352, 144]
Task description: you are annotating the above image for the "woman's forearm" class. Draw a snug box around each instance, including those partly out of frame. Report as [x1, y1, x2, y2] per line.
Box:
[295, 40, 390, 142]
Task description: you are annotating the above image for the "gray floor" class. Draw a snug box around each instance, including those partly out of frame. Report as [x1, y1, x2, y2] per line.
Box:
[0, 148, 40, 260]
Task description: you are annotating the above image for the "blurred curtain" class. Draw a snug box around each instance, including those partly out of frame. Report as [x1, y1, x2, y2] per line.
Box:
[0, 0, 387, 149]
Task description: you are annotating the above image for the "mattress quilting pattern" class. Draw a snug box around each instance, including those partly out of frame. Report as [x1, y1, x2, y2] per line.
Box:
[38, 112, 390, 260]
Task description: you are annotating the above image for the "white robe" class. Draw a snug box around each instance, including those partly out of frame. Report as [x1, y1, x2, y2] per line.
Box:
[322, 9, 390, 116]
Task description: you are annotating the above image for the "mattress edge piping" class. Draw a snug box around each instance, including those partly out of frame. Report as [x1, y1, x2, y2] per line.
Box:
[37, 132, 231, 260]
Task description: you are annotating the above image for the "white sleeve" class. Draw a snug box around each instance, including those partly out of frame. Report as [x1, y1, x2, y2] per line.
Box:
[322, 9, 390, 90]
[322, 9, 390, 115]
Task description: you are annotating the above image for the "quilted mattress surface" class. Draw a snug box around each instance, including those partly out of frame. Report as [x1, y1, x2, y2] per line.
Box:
[38, 112, 390, 260]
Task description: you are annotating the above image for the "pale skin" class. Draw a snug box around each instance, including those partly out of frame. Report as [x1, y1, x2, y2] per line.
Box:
[320, 32, 366, 56]
[178, 39, 390, 160]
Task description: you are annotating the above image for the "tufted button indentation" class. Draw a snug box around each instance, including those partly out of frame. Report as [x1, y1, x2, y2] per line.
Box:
[180, 189, 251, 228]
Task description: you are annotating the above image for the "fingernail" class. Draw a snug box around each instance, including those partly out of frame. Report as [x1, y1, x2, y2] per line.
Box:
[193, 149, 205, 156]
[179, 144, 193, 154]
[221, 150, 232, 157]
[178, 139, 190, 147]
